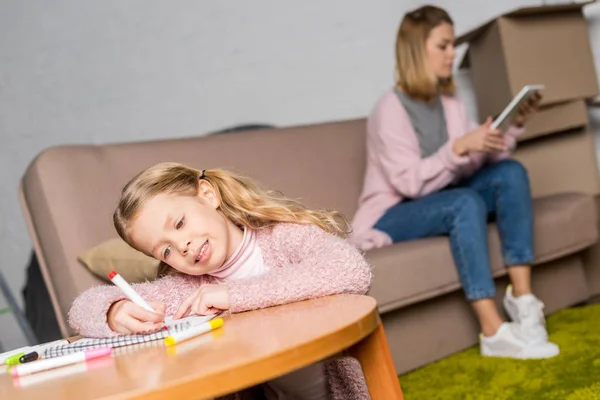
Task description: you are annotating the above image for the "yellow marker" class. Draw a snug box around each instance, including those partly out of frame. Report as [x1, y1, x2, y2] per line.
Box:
[166, 329, 225, 356]
[164, 318, 224, 347]
[4, 353, 25, 366]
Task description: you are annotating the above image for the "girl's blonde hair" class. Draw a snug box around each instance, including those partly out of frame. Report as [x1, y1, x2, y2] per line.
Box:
[113, 162, 351, 277]
[395, 5, 455, 102]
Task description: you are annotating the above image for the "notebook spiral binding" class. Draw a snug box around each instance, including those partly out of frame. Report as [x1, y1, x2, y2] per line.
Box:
[43, 320, 194, 359]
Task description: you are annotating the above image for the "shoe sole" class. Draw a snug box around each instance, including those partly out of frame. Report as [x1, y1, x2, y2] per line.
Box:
[481, 342, 560, 359]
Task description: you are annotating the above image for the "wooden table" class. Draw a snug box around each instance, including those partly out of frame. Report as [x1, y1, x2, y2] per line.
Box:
[0, 294, 404, 399]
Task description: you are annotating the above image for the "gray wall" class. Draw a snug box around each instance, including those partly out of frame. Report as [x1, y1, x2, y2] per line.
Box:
[1, 0, 599, 348]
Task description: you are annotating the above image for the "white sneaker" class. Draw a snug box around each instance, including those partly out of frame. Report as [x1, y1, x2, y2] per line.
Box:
[503, 285, 549, 343]
[480, 322, 559, 359]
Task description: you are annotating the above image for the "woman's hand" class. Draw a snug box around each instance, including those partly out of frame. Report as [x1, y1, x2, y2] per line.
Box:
[453, 117, 506, 156]
[174, 284, 230, 319]
[107, 300, 166, 334]
[513, 91, 542, 127]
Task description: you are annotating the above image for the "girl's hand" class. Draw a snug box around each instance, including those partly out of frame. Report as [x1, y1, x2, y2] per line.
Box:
[453, 117, 506, 156]
[174, 284, 230, 319]
[513, 91, 542, 127]
[107, 300, 166, 334]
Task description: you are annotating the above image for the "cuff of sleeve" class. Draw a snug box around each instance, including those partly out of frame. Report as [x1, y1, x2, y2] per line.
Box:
[439, 140, 470, 170]
[506, 125, 526, 139]
[505, 135, 518, 152]
[227, 284, 252, 314]
[99, 296, 127, 338]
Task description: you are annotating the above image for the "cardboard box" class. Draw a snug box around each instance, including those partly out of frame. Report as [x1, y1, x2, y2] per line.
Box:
[512, 126, 600, 198]
[519, 99, 589, 142]
[457, 1, 599, 121]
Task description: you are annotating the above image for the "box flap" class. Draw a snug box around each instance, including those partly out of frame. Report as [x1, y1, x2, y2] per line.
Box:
[456, 0, 596, 68]
[503, 1, 594, 18]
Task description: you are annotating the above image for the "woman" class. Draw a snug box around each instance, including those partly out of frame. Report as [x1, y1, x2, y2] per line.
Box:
[350, 5, 559, 359]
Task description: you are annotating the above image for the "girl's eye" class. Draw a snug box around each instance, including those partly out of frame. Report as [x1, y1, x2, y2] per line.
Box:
[176, 217, 184, 230]
[163, 246, 171, 259]
[438, 45, 447, 51]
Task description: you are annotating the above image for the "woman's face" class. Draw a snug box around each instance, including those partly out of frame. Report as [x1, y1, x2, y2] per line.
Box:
[425, 22, 456, 79]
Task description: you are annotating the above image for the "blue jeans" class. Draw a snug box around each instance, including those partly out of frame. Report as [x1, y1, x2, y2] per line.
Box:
[374, 159, 535, 301]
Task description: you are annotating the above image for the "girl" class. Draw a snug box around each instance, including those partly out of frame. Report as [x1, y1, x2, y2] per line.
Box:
[350, 5, 559, 359]
[68, 162, 373, 400]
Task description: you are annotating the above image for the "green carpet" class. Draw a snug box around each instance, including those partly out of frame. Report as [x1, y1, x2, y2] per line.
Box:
[398, 303, 600, 399]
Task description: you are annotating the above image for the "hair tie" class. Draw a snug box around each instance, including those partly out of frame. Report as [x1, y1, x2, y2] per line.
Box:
[199, 170, 206, 180]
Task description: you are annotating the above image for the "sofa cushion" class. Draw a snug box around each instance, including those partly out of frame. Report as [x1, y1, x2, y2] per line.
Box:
[77, 237, 160, 283]
[367, 192, 598, 313]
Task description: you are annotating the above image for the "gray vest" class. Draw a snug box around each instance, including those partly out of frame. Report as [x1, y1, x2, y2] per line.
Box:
[395, 90, 448, 158]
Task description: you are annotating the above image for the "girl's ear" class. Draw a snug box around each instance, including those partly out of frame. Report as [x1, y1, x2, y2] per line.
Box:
[198, 181, 220, 209]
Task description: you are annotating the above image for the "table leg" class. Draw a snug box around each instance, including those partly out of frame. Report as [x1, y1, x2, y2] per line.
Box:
[348, 321, 404, 400]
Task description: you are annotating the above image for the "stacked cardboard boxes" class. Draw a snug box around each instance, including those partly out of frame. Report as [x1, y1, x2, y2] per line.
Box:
[456, 1, 600, 198]
[457, 1, 600, 295]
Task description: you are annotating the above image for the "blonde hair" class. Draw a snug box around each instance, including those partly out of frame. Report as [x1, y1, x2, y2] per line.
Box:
[395, 5, 455, 102]
[114, 162, 350, 277]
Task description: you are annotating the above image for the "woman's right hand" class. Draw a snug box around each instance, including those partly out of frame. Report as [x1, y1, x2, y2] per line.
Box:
[107, 300, 166, 334]
[453, 117, 506, 156]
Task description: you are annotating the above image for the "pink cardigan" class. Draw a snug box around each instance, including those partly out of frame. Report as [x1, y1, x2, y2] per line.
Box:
[69, 223, 373, 400]
[350, 89, 525, 251]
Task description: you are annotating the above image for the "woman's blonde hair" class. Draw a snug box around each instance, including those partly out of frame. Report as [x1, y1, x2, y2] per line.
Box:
[395, 5, 455, 102]
[113, 162, 350, 277]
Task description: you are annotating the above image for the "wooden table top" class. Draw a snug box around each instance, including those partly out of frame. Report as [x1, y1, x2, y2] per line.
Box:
[0, 294, 379, 400]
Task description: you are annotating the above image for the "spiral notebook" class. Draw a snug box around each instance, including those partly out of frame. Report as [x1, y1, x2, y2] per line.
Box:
[43, 314, 217, 359]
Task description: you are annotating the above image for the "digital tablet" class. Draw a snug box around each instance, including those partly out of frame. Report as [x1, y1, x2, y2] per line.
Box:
[491, 85, 545, 130]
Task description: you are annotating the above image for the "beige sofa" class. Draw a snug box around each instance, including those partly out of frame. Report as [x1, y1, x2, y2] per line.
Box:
[20, 117, 600, 374]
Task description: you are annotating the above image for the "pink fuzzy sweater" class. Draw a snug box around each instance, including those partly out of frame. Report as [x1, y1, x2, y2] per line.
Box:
[69, 223, 374, 400]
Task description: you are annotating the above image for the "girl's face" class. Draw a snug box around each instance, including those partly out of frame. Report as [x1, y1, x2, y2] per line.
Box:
[425, 22, 456, 79]
[129, 183, 243, 275]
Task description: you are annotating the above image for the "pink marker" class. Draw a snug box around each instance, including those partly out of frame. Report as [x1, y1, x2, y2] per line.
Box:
[11, 347, 112, 377]
[108, 270, 156, 312]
